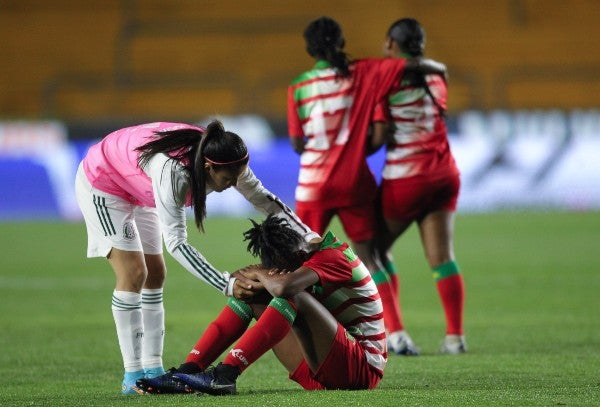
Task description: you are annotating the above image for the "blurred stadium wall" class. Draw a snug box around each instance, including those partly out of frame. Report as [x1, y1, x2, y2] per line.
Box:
[1, 1, 599, 220]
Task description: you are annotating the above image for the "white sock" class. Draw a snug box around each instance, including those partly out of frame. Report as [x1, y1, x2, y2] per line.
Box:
[111, 290, 143, 372]
[141, 288, 164, 370]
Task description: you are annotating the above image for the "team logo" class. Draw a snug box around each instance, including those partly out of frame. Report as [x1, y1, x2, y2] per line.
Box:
[123, 222, 136, 240]
[229, 348, 249, 366]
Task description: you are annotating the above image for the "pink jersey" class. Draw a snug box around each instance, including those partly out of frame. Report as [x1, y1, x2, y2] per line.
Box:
[288, 58, 406, 208]
[304, 231, 386, 376]
[374, 74, 459, 180]
[82, 122, 202, 206]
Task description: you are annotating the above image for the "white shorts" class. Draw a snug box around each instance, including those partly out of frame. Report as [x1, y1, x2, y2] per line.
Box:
[75, 163, 163, 258]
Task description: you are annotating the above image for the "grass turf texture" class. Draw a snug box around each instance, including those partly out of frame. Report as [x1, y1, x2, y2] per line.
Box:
[0, 211, 598, 406]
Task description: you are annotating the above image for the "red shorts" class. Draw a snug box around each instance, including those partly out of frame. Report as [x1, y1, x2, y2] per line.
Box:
[295, 201, 375, 242]
[289, 324, 382, 390]
[380, 173, 460, 222]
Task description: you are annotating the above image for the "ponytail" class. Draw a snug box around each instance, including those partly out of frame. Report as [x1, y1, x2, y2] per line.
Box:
[136, 127, 203, 210]
[191, 120, 249, 232]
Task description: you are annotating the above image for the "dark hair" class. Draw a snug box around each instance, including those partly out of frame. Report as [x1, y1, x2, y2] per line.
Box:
[243, 214, 305, 270]
[304, 16, 351, 77]
[387, 18, 426, 57]
[137, 120, 248, 232]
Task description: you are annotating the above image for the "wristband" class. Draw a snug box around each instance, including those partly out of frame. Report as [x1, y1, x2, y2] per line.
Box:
[223, 272, 237, 297]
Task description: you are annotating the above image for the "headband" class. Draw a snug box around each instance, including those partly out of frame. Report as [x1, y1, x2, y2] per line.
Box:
[204, 152, 249, 166]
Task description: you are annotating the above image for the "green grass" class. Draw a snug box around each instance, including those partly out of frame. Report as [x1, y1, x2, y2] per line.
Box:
[1, 211, 599, 406]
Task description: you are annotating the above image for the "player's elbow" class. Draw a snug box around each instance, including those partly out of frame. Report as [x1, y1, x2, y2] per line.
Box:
[163, 236, 185, 256]
[164, 245, 179, 259]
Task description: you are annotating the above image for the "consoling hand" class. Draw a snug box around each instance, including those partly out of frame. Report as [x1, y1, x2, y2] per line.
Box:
[231, 265, 270, 303]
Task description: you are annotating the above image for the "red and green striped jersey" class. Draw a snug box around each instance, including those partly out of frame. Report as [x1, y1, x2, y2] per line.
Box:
[303, 231, 386, 376]
[374, 74, 459, 180]
[287, 58, 407, 207]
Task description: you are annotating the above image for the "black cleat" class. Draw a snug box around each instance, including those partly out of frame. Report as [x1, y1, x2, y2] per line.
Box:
[136, 367, 195, 394]
[174, 363, 238, 396]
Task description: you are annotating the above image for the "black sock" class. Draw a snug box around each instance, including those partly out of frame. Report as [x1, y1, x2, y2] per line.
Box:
[177, 362, 202, 374]
[215, 363, 240, 382]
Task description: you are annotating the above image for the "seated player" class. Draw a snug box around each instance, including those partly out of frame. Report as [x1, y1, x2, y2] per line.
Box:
[137, 214, 387, 394]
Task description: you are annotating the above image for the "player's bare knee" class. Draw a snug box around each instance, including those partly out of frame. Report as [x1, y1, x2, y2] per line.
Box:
[145, 266, 166, 287]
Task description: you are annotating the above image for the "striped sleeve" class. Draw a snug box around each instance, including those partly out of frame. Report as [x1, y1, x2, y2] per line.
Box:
[170, 241, 229, 293]
[234, 166, 320, 242]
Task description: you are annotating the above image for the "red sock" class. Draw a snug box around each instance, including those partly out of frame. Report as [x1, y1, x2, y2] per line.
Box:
[377, 280, 404, 333]
[390, 274, 399, 300]
[223, 299, 294, 373]
[383, 259, 400, 300]
[185, 302, 251, 369]
[436, 273, 465, 335]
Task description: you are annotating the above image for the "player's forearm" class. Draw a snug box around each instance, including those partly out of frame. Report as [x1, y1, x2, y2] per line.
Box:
[169, 242, 230, 294]
[368, 121, 392, 155]
[235, 171, 318, 241]
[256, 267, 317, 298]
[406, 57, 447, 79]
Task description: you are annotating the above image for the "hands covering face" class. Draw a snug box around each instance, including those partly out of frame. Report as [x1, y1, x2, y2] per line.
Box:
[231, 264, 290, 303]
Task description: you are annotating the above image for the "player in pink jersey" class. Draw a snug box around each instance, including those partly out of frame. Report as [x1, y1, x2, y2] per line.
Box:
[137, 214, 386, 395]
[75, 120, 317, 394]
[370, 18, 466, 354]
[287, 16, 445, 356]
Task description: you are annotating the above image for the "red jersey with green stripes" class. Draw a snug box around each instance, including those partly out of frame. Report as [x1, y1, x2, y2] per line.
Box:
[303, 231, 386, 375]
[288, 58, 407, 207]
[374, 74, 459, 180]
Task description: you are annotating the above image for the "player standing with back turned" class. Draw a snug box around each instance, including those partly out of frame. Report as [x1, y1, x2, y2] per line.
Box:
[287, 16, 446, 355]
[370, 18, 466, 354]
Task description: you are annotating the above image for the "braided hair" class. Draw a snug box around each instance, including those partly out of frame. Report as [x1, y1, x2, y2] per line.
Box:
[243, 214, 306, 270]
[387, 18, 446, 118]
[303, 16, 351, 77]
[136, 120, 249, 232]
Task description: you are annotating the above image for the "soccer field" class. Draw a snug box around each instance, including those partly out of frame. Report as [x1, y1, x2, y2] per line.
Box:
[1, 211, 598, 406]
